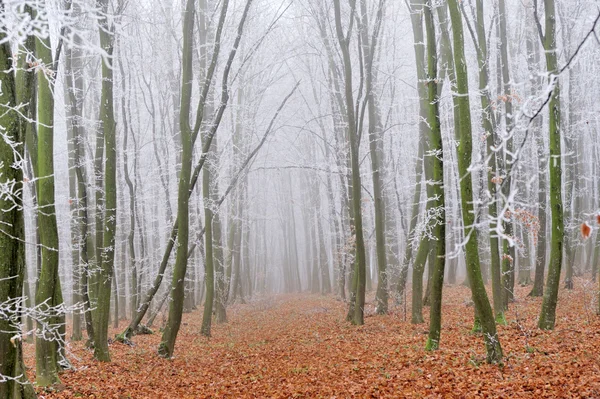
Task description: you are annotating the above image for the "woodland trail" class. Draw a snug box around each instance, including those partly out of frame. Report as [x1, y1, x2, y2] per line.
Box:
[29, 281, 600, 398]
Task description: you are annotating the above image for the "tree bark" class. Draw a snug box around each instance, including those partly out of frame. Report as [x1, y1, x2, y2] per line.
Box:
[0, 31, 37, 399]
[448, 0, 503, 364]
[333, 0, 368, 326]
[158, 0, 196, 357]
[537, 0, 564, 330]
[94, 0, 117, 362]
[34, 16, 66, 384]
[423, 0, 446, 351]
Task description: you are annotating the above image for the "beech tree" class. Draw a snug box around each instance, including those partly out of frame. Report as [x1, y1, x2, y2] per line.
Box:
[0, 28, 37, 399]
[2, 0, 600, 390]
[536, 0, 564, 331]
[34, 1, 66, 384]
[447, 0, 503, 363]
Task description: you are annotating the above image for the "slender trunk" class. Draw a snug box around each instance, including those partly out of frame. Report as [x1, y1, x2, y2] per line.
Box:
[200, 144, 216, 335]
[470, 0, 503, 319]
[397, 140, 424, 299]
[357, 0, 387, 314]
[94, 0, 117, 361]
[424, 0, 446, 350]
[448, 0, 503, 363]
[527, 4, 546, 297]
[333, 0, 368, 326]
[64, 43, 83, 342]
[538, 0, 564, 330]
[120, 67, 138, 319]
[213, 145, 227, 323]
[158, 0, 196, 357]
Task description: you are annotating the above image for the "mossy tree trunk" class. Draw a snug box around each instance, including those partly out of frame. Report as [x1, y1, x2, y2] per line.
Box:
[15, 8, 37, 344]
[158, 0, 196, 357]
[537, 0, 564, 331]
[34, 17, 65, 385]
[448, 0, 503, 364]
[402, 0, 427, 306]
[410, 1, 436, 321]
[469, 0, 503, 320]
[423, 0, 446, 351]
[0, 30, 37, 399]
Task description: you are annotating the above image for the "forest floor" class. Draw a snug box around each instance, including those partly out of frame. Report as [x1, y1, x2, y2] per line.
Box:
[26, 278, 600, 398]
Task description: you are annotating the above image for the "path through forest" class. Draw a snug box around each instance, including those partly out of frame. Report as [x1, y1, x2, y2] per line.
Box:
[28, 281, 600, 398]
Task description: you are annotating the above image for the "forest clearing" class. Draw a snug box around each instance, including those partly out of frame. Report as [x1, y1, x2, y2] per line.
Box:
[28, 281, 600, 398]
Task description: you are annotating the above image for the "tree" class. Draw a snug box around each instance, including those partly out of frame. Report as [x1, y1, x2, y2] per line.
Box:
[200, 0, 253, 337]
[0, 28, 37, 399]
[423, 0, 446, 351]
[498, 0, 516, 309]
[536, 0, 564, 331]
[447, 0, 503, 364]
[34, 3, 66, 385]
[94, 0, 118, 362]
[401, 0, 427, 303]
[464, 0, 504, 321]
[333, 0, 368, 326]
[525, 3, 546, 297]
[356, 0, 388, 315]
[158, 0, 198, 356]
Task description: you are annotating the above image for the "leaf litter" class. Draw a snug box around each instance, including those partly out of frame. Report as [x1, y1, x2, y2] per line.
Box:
[25, 278, 600, 398]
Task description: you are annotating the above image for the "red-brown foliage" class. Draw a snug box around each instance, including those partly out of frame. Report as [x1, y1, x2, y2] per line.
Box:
[26, 281, 600, 398]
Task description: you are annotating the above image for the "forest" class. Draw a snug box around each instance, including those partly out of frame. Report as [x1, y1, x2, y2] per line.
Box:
[1, 0, 600, 397]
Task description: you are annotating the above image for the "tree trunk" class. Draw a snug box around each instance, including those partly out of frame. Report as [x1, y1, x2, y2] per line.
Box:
[498, 0, 516, 309]
[357, 0, 387, 314]
[333, 0, 368, 326]
[158, 0, 196, 357]
[448, 0, 503, 364]
[64, 41, 83, 342]
[94, 0, 117, 361]
[527, 9, 546, 297]
[423, 0, 446, 351]
[470, 0, 503, 320]
[538, 0, 564, 330]
[0, 32, 37, 399]
[34, 22, 66, 385]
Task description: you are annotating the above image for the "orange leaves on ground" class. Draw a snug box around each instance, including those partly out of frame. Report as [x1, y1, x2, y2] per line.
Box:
[26, 281, 600, 398]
